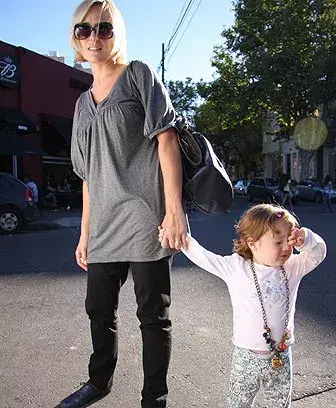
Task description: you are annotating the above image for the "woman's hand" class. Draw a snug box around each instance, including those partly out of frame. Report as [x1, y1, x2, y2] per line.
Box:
[75, 234, 89, 271]
[159, 206, 188, 250]
[288, 228, 305, 248]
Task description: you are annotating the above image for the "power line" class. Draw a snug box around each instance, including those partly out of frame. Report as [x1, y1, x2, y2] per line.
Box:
[157, 0, 196, 73]
[166, 0, 203, 66]
[166, 0, 190, 50]
[165, 0, 195, 56]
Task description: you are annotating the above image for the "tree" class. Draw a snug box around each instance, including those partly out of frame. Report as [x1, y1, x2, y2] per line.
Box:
[166, 78, 199, 122]
[194, 51, 264, 177]
[221, 0, 336, 134]
[196, 0, 336, 177]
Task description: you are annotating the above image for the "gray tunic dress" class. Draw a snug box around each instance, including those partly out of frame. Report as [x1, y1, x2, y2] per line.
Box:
[71, 61, 176, 263]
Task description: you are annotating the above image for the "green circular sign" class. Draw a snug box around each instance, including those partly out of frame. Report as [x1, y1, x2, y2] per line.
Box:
[293, 117, 327, 151]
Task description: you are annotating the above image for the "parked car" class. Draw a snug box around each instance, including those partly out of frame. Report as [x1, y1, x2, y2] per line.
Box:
[233, 180, 248, 196]
[247, 177, 299, 203]
[0, 172, 36, 234]
[295, 179, 336, 203]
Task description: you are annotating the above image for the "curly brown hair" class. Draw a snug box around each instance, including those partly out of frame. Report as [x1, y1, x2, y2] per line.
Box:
[233, 204, 299, 260]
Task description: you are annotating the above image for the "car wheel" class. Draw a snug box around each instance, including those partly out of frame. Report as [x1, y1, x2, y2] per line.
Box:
[0, 208, 23, 234]
[314, 193, 323, 204]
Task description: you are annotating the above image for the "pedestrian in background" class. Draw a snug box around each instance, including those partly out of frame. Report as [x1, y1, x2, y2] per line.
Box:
[282, 178, 294, 212]
[160, 204, 326, 408]
[55, 1, 187, 408]
[322, 174, 333, 213]
[24, 175, 38, 205]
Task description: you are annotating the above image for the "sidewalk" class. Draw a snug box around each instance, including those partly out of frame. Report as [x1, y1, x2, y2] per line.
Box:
[24, 200, 335, 231]
[24, 208, 82, 231]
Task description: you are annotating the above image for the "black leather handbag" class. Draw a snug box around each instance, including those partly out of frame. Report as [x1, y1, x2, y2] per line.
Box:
[175, 117, 233, 214]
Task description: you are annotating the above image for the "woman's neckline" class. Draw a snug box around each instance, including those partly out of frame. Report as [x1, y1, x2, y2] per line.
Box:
[88, 63, 130, 108]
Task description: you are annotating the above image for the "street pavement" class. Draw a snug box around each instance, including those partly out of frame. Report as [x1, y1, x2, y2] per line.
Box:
[0, 197, 335, 408]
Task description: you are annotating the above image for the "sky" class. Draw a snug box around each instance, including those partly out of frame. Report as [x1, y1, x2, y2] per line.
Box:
[0, 0, 234, 82]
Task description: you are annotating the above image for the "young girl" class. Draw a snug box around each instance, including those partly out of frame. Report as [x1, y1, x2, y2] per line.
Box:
[159, 204, 326, 408]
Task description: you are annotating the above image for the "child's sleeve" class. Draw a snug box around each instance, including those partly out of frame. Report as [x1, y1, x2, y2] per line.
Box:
[181, 234, 234, 282]
[287, 228, 327, 277]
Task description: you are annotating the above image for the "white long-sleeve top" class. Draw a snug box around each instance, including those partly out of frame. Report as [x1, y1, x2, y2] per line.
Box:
[181, 228, 326, 351]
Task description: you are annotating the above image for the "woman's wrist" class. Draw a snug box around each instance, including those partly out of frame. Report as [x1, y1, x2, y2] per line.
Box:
[80, 231, 89, 241]
[165, 200, 184, 214]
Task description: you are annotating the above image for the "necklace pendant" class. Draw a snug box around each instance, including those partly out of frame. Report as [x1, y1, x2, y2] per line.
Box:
[278, 342, 287, 352]
[271, 354, 283, 369]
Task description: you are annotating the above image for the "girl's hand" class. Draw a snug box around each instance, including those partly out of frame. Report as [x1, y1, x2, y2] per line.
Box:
[288, 228, 305, 248]
[158, 226, 165, 243]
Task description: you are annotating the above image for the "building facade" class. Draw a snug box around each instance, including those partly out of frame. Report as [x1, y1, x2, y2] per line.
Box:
[262, 112, 336, 182]
[0, 40, 92, 187]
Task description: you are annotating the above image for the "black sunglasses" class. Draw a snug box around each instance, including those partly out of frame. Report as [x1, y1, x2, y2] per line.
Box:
[74, 22, 113, 40]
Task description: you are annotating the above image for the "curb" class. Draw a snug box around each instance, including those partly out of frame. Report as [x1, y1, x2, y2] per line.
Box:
[24, 221, 61, 231]
[24, 217, 81, 231]
[54, 217, 81, 228]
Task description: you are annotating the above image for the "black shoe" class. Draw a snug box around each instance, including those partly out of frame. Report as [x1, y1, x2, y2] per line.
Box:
[55, 383, 110, 408]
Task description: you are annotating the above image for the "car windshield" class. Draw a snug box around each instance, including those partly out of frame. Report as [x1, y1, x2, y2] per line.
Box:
[265, 178, 279, 187]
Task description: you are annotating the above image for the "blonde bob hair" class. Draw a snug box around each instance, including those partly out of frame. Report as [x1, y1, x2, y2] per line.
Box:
[233, 204, 298, 260]
[70, 0, 127, 63]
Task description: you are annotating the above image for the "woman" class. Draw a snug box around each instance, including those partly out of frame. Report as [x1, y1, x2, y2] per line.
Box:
[281, 178, 294, 211]
[55, 1, 187, 408]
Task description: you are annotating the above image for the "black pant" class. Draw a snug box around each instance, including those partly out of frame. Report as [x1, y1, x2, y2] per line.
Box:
[85, 257, 172, 408]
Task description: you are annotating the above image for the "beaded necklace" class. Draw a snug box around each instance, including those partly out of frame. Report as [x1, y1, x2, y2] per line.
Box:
[250, 260, 291, 369]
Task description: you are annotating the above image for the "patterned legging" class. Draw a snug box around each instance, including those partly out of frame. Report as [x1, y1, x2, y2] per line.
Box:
[228, 346, 292, 408]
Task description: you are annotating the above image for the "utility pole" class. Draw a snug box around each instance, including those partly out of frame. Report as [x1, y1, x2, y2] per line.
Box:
[161, 43, 165, 85]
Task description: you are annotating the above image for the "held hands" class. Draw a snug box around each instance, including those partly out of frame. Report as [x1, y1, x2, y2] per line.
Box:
[288, 228, 305, 248]
[158, 207, 188, 250]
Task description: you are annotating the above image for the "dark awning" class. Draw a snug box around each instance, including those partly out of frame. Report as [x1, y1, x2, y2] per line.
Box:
[40, 114, 73, 144]
[0, 106, 36, 134]
[0, 127, 45, 156]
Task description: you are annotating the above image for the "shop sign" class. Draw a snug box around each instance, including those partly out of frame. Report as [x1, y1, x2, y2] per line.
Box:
[0, 54, 20, 87]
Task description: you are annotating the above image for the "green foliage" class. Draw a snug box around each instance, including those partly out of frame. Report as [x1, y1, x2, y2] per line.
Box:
[194, 0, 336, 175]
[194, 50, 264, 175]
[166, 78, 199, 122]
[221, 0, 336, 127]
